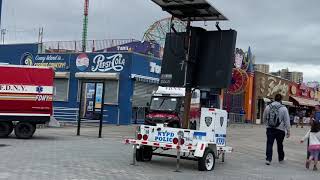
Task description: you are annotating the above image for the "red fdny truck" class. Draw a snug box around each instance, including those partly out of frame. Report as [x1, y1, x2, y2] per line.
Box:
[0, 65, 54, 139]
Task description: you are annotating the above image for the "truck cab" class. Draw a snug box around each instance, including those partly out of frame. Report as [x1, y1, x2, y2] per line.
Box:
[144, 87, 185, 128]
[144, 87, 221, 129]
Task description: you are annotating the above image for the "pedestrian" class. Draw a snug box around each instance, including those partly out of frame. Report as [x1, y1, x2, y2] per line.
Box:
[294, 115, 299, 125]
[297, 109, 304, 128]
[300, 121, 320, 171]
[263, 94, 290, 165]
[289, 113, 294, 127]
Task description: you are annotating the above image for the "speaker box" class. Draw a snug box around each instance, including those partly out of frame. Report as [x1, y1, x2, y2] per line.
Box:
[160, 27, 237, 89]
[195, 30, 237, 88]
[160, 27, 205, 87]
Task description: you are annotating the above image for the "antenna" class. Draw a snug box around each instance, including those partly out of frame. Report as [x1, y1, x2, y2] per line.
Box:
[82, 0, 89, 52]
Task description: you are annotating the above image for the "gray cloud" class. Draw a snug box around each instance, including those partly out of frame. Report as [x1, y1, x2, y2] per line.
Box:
[1, 0, 320, 79]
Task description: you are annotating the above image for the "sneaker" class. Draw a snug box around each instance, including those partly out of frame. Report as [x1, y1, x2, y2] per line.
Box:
[313, 166, 318, 171]
[306, 161, 310, 169]
[279, 158, 287, 164]
[265, 161, 271, 165]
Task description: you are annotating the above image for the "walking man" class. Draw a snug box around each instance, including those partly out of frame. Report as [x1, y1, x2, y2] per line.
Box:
[263, 94, 291, 165]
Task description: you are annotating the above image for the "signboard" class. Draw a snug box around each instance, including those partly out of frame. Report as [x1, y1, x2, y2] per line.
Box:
[80, 83, 96, 119]
[101, 41, 161, 58]
[149, 62, 161, 74]
[255, 71, 291, 101]
[80, 82, 104, 119]
[290, 83, 316, 99]
[78, 81, 105, 138]
[75, 53, 126, 73]
[20, 53, 70, 71]
[91, 54, 125, 72]
[95, 83, 103, 109]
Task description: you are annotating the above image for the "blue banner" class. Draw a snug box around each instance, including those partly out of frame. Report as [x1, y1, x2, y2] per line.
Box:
[20, 53, 71, 71]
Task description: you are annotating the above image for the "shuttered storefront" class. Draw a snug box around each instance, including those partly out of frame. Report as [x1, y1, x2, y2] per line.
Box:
[132, 81, 158, 124]
[132, 81, 158, 107]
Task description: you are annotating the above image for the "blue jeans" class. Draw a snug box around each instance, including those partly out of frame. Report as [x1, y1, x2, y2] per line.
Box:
[266, 128, 285, 162]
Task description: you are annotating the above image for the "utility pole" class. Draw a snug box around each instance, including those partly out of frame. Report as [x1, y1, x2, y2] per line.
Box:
[0, 0, 3, 29]
[38, 27, 44, 43]
[1, 28, 6, 44]
[38, 27, 44, 52]
[82, 0, 89, 52]
[0, 0, 3, 44]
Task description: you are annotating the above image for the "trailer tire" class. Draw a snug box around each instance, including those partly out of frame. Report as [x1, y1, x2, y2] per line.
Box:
[136, 146, 153, 162]
[136, 148, 143, 162]
[198, 148, 215, 171]
[143, 146, 153, 161]
[14, 122, 35, 139]
[0, 122, 13, 138]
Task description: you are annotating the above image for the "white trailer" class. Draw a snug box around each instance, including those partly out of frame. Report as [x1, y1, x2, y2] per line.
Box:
[124, 107, 232, 171]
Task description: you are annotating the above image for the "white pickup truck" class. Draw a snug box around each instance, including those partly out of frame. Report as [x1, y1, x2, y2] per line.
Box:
[124, 107, 232, 171]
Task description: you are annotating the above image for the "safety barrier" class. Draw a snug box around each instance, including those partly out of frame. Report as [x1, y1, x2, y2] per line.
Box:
[228, 113, 246, 124]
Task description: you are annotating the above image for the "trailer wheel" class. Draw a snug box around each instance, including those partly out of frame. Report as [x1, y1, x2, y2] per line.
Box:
[198, 148, 216, 171]
[136, 146, 153, 162]
[0, 122, 13, 138]
[136, 148, 143, 162]
[14, 122, 36, 139]
[143, 146, 153, 161]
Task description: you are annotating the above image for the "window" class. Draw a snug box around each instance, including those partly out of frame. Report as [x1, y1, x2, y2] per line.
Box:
[53, 78, 69, 101]
[77, 80, 119, 104]
[104, 80, 119, 104]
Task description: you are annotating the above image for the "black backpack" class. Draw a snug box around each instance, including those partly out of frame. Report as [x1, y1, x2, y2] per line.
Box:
[267, 104, 282, 128]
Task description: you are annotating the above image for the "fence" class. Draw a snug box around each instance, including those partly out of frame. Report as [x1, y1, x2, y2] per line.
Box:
[228, 113, 246, 124]
[53, 107, 108, 126]
[39, 39, 137, 53]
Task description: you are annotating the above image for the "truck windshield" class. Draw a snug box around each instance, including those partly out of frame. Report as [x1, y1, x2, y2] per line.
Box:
[150, 97, 178, 112]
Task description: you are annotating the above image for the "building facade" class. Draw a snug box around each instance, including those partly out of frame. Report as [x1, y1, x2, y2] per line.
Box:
[271, 68, 303, 83]
[253, 64, 269, 73]
[253, 71, 317, 124]
[0, 43, 161, 125]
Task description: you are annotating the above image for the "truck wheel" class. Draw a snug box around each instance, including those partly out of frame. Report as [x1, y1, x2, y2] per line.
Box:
[0, 122, 13, 138]
[198, 148, 216, 171]
[14, 122, 36, 139]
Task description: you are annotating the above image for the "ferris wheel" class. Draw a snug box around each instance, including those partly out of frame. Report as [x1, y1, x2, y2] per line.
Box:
[227, 68, 249, 95]
[143, 17, 187, 47]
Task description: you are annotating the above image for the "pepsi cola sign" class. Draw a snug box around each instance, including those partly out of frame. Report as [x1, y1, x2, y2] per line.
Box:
[76, 53, 90, 71]
[91, 54, 125, 72]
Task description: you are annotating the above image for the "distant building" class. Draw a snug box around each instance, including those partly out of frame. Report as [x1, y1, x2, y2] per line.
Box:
[271, 68, 303, 83]
[254, 64, 269, 73]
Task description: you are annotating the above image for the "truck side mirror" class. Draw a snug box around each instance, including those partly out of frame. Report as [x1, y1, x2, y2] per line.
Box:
[146, 102, 150, 107]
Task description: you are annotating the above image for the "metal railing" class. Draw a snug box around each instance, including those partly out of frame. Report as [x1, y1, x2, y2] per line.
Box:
[39, 39, 137, 53]
[228, 113, 246, 124]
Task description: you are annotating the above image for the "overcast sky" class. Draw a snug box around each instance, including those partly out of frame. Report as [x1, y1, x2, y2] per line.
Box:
[1, 0, 320, 82]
